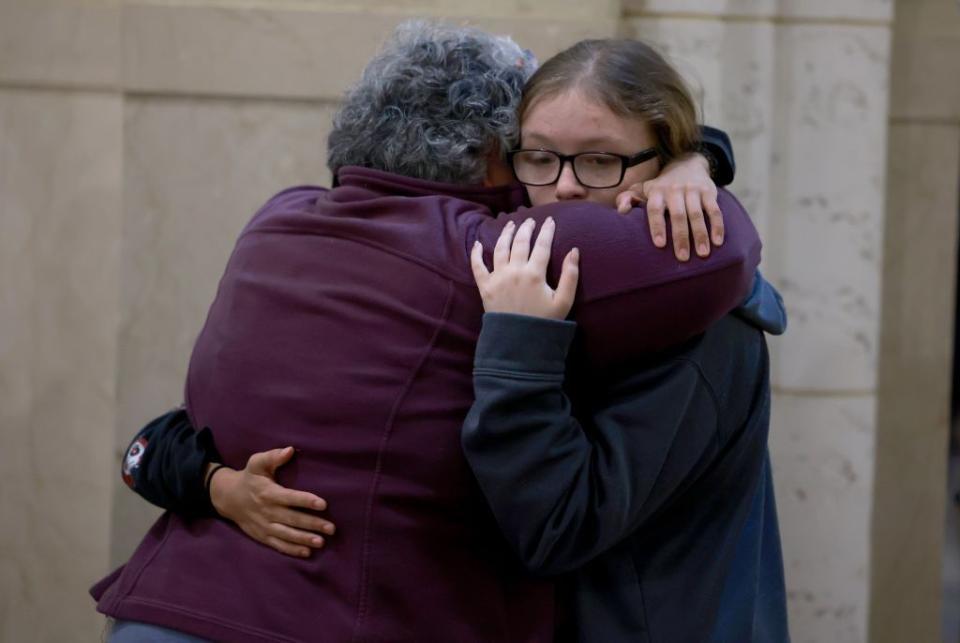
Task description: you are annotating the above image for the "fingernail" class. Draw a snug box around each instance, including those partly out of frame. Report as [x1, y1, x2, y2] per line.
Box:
[679, 250, 689, 261]
[314, 500, 326, 510]
[654, 234, 665, 246]
[546, 216, 554, 225]
[312, 537, 324, 547]
[324, 524, 336, 535]
[697, 243, 708, 256]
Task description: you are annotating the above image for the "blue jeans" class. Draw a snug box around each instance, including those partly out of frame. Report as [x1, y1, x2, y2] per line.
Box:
[108, 620, 212, 642]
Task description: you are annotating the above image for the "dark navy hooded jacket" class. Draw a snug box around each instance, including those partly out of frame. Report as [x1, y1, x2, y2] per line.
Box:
[461, 274, 789, 642]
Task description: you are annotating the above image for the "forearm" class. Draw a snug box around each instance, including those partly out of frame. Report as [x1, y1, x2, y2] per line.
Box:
[462, 313, 715, 574]
[126, 412, 334, 557]
[464, 314, 598, 573]
[477, 189, 761, 368]
[122, 408, 222, 517]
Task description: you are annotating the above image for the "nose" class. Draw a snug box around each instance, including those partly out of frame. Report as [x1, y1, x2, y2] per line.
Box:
[555, 160, 587, 201]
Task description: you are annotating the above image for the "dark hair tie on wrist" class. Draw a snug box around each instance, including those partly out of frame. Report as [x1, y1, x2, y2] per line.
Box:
[205, 463, 228, 492]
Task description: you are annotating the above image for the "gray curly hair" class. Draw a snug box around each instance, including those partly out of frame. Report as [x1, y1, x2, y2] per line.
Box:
[327, 21, 537, 184]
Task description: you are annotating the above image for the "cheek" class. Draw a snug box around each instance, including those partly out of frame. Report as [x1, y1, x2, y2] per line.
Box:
[622, 161, 660, 188]
[525, 185, 556, 207]
[582, 188, 619, 208]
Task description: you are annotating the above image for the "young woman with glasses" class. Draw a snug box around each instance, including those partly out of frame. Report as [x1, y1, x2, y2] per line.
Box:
[464, 38, 789, 642]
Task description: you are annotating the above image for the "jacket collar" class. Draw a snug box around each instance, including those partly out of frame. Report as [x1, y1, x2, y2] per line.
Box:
[334, 166, 526, 214]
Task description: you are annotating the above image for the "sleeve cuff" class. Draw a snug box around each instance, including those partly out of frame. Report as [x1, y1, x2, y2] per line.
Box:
[699, 125, 735, 187]
[474, 312, 577, 375]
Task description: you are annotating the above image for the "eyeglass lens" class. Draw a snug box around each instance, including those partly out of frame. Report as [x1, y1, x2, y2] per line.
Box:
[511, 151, 625, 189]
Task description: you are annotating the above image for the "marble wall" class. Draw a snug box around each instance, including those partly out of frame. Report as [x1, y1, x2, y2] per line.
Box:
[0, 0, 954, 641]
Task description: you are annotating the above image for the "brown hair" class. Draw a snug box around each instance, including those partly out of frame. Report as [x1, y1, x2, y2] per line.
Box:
[519, 39, 700, 163]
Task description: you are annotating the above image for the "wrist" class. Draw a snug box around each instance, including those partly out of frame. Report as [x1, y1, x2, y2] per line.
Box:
[475, 313, 576, 374]
[694, 146, 717, 179]
[203, 461, 219, 485]
[206, 464, 235, 516]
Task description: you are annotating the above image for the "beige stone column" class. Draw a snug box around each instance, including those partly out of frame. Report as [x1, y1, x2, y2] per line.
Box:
[871, 1, 960, 641]
[0, 3, 123, 641]
[625, 2, 893, 641]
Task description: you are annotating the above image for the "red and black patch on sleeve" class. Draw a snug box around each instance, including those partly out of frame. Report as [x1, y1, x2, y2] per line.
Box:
[121, 436, 149, 488]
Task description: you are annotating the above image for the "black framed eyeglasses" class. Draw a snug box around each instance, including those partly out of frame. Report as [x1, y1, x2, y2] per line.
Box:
[507, 147, 659, 189]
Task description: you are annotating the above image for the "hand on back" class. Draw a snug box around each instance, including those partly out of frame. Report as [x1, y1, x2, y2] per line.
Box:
[209, 447, 336, 558]
[471, 217, 580, 320]
[615, 153, 726, 262]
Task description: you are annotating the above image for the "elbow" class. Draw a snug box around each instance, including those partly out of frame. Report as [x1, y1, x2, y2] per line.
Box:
[717, 189, 762, 292]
